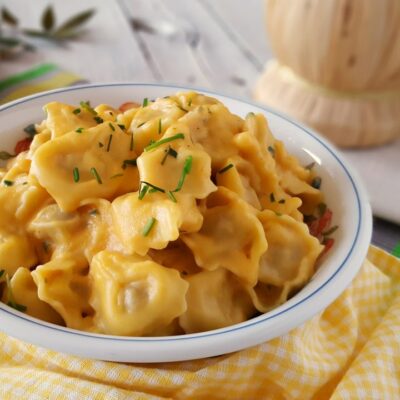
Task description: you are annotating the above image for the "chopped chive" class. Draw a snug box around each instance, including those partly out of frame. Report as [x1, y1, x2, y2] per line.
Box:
[122, 159, 137, 168]
[110, 173, 123, 179]
[141, 181, 165, 193]
[90, 167, 102, 184]
[73, 167, 80, 183]
[137, 122, 146, 128]
[0, 269, 4, 278]
[177, 105, 188, 112]
[322, 225, 339, 236]
[270, 193, 275, 203]
[3, 180, 13, 186]
[0, 151, 15, 160]
[24, 124, 37, 137]
[89, 209, 98, 216]
[72, 108, 81, 115]
[167, 191, 177, 202]
[118, 124, 126, 130]
[158, 119, 162, 134]
[173, 155, 193, 192]
[278, 199, 286, 204]
[317, 203, 327, 217]
[148, 188, 158, 193]
[75, 127, 84, 133]
[161, 146, 178, 165]
[98, 142, 104, 148]
[109, 122, 115, 131]
[5, 274, 26, 312]
[305, 162, 316, 170]
[144, 133, 185, 152]
[94, 116, 104, 124]
[142, 98, 149, 107]
[80, 101, 97, 115]
[130, 133, 134, 151]
[42, 241, 50, 253]
[106, 134, 113, 152]
[218, 163, 234, 174]
[188, 99, 192, 107]
[311, 177, 322, 189]
[267, 146, 275, 157]
[138, 184, 149, 200]
[142, 217, 156, 236]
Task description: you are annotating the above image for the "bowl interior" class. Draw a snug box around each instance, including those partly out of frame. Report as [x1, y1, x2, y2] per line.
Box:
[0, 84, 371, 362]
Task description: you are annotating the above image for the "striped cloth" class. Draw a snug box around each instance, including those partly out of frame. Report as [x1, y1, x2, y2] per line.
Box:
[0, 246, 399, 399]
[0, 63, 85, 105]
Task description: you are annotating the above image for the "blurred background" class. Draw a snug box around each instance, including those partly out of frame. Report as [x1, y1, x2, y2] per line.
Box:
[0, 0, 399, 253]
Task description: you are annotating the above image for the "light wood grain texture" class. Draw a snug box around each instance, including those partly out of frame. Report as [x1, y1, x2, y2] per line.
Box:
[0, 0, 153, 82]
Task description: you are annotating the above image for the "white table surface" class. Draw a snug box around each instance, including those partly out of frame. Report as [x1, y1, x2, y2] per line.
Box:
[1, 0, 399, 248]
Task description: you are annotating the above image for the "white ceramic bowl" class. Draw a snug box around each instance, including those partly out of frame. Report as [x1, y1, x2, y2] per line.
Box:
[0, 83, 372, 362]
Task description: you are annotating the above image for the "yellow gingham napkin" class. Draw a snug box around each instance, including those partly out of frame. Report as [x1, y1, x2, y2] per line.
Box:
[1, 245, 399, 399]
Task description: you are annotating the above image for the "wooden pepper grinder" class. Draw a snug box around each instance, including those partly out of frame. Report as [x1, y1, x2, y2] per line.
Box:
[254, 0, 400, 147]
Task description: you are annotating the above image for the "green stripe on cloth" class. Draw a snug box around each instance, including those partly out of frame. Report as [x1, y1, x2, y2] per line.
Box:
[0, 63, 85, 105]
[392, 243, 400, 258]
[0, 64, 57, 92]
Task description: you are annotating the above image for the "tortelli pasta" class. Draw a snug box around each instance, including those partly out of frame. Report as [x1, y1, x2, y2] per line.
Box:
[0, 92, 328, 336]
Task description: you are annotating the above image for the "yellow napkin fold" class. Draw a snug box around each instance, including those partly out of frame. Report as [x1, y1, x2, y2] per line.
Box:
[1, 245, 399, 400]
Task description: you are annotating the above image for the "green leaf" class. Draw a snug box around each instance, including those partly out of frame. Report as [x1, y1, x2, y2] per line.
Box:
[22, 29, 59, 41]
[0, 37, 21, 48]
[41, 5, 55, 32]
[55, 9, 95, 34]
[0, 151, 15, 160]
[1, 7, 18, 26]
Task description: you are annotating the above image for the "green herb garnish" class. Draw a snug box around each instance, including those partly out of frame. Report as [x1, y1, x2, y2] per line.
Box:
[173, 155, 193, 192]
[75, 127, 84, 133]
[137, 122, 146, 128]
[177, 105, 188, 112]
[80, 101, 97, 115]
[122, 159, 137, 168]
[167, 191, 177, 202]
[322, 225, 339, 236]
[138, 184, 149, 200]
[270, 193, 275, 203]
[144, 133, 185, 152]
[90, 167, 102, 184]
[73, 167, 80, 182]
[94, 116, 104, 124]
[161, 146, 178, 165]
[3, 180, 13, 187]
[218, 164, 234, 174]
[140, 181, 165, 193]
[72, 108, 81, 115]
[89, 209, 98, 216]
[106, 134, 113, 152]
[130, 133, 134, 151]
[305, 162, 316, 170]
[188, 99, 192, 107]
[109, 122, 115, 131]
[118, 124, 126, 130]
[311, 177, 322, 189]
[267, 146, 275, 157]
[142, 217, 156, 236]
[4, 273, 26, 312]
[278, 199, 286, 204]
[98, 142, 104, 148]
[158, 119, 162, 134]
[24, 123, 37, 137]
[0, 151, 15, 160]
[142, 98, 149, 107]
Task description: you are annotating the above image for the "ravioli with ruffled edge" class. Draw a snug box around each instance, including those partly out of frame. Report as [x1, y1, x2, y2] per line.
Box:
[0, 92, 333, 336]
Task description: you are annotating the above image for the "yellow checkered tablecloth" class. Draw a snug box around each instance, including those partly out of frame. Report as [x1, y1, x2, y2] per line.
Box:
[0, 245, 399, 399]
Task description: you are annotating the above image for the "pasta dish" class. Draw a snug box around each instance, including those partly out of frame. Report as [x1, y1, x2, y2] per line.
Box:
[0, 92, 334, 336]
